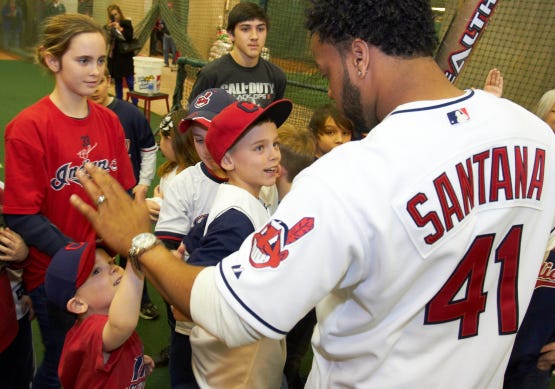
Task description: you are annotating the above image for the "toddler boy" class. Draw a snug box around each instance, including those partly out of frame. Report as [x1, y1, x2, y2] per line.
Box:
[45, 242, 154, 388]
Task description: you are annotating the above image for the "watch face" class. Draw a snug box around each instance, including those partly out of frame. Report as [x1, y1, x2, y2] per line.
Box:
[133, 233, 157, 248]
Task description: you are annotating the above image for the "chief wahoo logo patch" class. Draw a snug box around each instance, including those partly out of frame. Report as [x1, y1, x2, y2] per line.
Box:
[249, 217, 314, 269]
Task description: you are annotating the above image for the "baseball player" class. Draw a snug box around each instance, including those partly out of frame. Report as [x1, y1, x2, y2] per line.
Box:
[71, 1, 555, 387]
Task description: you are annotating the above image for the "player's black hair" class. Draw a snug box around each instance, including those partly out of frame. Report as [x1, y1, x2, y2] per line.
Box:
[305, 0, 438, 58]
[227, 2, 270, 33]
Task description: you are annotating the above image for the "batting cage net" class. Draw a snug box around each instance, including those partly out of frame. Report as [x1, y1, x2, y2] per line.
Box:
[3, 0, 554, 129]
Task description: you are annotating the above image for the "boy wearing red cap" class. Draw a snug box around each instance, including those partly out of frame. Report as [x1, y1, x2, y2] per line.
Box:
[45, 242, 154, 388]
[180, 99, 292, 388]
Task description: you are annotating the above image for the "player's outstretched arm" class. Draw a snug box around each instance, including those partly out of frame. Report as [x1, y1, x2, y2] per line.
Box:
[71, 164, 204, 320]
[483, 68, 504, 98]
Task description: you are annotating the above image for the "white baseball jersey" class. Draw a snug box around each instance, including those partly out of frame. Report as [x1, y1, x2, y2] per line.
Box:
[191, 90, 555, 388]
[155, 162, 226, 242]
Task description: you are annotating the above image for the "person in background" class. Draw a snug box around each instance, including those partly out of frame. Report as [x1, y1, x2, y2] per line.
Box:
[2, 0, 23, 48]
[0, 180, 34, 389]
[44, 0, 65, 19]
[160, 19, 177, 68]
[3, 13, 135, 389]
[188, 2, 286, 107]
[273, 124, 318, 388]
[503, 88, 555, 389]
[308, 103, 355, 158]
[535, 89, 555, 132]
[146, 109, 200, 224]
[45, 242, 154, 388]
[106, 4, 137, 105]
[89, 67, 160, 320]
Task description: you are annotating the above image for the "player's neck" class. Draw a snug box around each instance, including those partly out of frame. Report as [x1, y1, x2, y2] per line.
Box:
[230, 48, 259, 68]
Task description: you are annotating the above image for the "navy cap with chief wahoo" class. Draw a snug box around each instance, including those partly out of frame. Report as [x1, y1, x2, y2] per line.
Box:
[179, 88, 237, 133]
[206, 99, 293, 167]
[45, 242, 96, 311]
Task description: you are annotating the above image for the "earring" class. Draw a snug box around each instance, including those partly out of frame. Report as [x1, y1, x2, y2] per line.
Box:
[357, 70, 363, 77]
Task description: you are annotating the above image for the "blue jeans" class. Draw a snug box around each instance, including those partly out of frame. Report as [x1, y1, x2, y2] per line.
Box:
[29, 284, 75, 389]
[0, 312, 34, 388]
[163, 34, 177, 66]
[115, 74, 137, 105]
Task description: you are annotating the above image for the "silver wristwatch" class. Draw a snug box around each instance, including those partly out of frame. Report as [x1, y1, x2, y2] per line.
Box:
[128, 233, 161, 271]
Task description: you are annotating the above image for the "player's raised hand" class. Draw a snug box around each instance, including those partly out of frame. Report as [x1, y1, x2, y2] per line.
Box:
[70, 163, 151, 257]
[483, 68, 504, 98]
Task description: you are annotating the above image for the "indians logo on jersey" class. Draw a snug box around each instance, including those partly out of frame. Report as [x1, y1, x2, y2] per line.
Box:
[249, 217, 314, 268]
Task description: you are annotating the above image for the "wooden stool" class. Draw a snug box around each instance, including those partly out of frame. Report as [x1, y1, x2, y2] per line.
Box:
[126, 91, 170, 123]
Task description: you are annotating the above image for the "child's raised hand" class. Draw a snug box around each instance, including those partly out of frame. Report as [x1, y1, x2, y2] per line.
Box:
[143, 354, 155, 376]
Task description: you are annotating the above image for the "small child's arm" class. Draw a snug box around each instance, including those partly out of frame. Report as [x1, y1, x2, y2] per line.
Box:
[102, 260, 144, 352]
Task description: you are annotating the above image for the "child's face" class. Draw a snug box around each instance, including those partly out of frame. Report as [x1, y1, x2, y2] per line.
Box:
[52, 32, 107, 98]
[159, 131, 176, 162]
[225, 121, 280, 197]
[191, 123, 222, 172]
[89, 74, 110, 106]
[76, 249, 124, 314]
[316, 116, 352, 157]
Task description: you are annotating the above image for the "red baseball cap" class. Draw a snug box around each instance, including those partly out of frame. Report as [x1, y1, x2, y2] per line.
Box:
[206, 99, 293, 166]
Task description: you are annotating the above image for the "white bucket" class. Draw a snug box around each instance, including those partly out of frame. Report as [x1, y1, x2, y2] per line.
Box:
[133, 56, 164, 94]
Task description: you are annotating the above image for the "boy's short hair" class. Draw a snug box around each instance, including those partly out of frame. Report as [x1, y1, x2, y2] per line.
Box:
[179, 88, 237, 133]
[206, 99, 293, 166]
[227, 2, 269, 32]
[278, 124, 316, 182]
[45, 242, 96, 311]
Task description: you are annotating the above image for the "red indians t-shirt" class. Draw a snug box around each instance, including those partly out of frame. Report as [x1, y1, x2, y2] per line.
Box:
[60, 315, 147, 388]
[3, 96, 135, 291]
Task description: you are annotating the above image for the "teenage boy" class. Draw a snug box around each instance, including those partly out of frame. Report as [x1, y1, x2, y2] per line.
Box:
[44, 242, 154, 388]
[188, 2, 286, 107]
[89, 68, 160, 320]
[177, 99, 292, 388]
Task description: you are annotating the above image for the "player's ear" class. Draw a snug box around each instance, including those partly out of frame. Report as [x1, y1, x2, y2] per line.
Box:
[67, 296, 88, 315]
[351, 38, 370, 79]
[44, 52, 61, 73]
[221, 152, 234, 171]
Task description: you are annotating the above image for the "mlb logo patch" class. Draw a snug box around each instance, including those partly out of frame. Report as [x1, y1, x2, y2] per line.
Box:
[447, 107, 470, 125]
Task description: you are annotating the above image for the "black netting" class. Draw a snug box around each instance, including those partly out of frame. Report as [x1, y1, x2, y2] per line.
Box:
[3, 0, 554, 126]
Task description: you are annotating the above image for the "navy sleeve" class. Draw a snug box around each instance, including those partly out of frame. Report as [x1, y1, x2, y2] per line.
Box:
[4, 214, 71, 256]
[187, 209, 254, 267]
